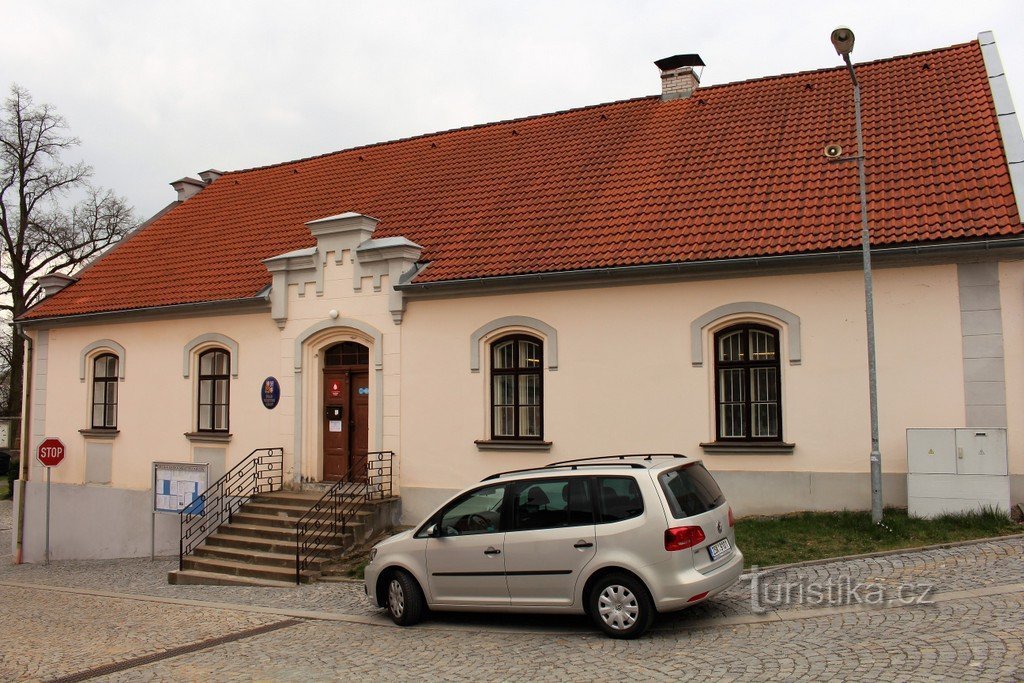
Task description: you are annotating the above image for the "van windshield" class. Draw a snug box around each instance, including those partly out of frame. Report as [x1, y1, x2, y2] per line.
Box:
[658, 464, 725, 519]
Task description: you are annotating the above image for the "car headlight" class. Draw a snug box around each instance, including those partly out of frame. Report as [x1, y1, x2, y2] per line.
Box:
[368, 547, 378, 563]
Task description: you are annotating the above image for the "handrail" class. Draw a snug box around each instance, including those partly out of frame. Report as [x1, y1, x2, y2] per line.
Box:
[179, 447, 284, 570]
[294, 450, 394, 584]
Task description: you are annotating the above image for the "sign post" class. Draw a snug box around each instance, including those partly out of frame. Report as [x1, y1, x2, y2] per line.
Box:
[36, 437, 66, 566]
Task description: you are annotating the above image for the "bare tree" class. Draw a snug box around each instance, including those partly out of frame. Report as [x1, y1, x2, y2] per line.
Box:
[0, 84, 136, 416]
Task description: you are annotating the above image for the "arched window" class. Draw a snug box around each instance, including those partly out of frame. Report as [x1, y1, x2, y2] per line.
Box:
[491, 335, 543, 439]
[714, 324, 782, 441]
[91, 354, 119, 429]
[198, 349, 230, 432]
[324, 341, 369, 366]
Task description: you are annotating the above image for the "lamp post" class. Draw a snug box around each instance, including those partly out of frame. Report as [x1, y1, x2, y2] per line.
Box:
[830, 26, 883, 524]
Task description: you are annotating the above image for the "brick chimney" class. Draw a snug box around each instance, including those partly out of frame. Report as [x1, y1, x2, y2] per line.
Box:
[655, 54, 705, 101]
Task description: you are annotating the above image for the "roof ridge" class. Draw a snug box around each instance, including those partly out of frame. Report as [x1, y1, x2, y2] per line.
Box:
[221, 39, 978, 177]
[694, 38, 978, 93]
[223, 94, 658, 175]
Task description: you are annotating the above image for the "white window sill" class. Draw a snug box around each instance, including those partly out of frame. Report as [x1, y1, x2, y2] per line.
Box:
[475, 439, 552, 452]
[79, 428, 119, 440]
[184, 432, 232, 444]
[699, 441, 795, 454]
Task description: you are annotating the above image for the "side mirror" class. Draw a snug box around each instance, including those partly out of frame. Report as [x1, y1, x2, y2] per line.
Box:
[425, 523, 439, 538]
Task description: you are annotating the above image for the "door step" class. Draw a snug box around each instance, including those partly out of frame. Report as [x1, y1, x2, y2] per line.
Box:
[167, 569, 296, 587]
[171, 488, 400, 587]
[181, 555, 316, 583]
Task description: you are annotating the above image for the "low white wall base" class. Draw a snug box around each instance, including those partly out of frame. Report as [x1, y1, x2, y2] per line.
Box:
[15, 480, 180, 563]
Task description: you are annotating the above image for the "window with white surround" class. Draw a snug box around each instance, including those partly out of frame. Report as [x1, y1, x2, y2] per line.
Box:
[490, 334, 543, 440]
[91, 354, 119, 429]
[713, 323, 782, 442]
[197, 348, 230, 432]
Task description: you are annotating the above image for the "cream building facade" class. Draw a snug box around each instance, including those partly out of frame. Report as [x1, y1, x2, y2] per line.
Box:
[11, 33, 1024, 561]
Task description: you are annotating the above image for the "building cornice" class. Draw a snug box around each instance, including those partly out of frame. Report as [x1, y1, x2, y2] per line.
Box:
[398, 238, 1024, 299]
[17, 296, 270, 329]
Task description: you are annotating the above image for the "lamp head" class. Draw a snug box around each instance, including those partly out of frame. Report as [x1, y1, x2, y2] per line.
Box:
[830, 26, 855, 56]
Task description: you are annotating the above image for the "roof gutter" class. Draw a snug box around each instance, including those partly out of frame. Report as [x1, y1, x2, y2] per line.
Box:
[397, 238, 1024, 296]
[17, 294, 270, 328]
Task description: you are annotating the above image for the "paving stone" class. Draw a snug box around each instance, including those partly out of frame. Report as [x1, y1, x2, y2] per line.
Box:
[0, 533, 1021, 680]
[0, 500, 11, 560]
[90, 592, 1024, 682]
[1, 537, 1020, 624]
[0, 584, 286, 682]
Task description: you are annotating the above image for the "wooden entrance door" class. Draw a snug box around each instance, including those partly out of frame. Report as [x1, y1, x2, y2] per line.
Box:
[322, 342, 370, 481]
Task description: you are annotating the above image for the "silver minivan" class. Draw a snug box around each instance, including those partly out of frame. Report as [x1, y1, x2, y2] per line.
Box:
[364, 454, 743, 638]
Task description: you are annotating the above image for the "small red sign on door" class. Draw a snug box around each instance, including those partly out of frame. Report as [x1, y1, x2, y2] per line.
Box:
[37, 437, 66, 468]
[330, 380, 341, 397]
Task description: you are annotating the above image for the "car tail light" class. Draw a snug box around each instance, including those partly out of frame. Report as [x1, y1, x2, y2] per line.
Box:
[664, 525, 706, 551]
[728, 506, 735, 527]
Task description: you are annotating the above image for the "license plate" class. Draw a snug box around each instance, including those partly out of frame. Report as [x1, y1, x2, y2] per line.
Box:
[708, 538, 732, 561]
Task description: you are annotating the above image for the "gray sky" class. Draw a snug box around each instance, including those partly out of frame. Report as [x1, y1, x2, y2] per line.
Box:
[4, 1, 1023, 219]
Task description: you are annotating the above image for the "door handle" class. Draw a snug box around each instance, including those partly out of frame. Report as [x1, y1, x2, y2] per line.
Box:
[573, 540, 594, 549]
[484, 547, 502, 555]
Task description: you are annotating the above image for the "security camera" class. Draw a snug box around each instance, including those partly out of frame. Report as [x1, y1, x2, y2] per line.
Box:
[824, 143, 843, 159]
[830, 26, 855, 56]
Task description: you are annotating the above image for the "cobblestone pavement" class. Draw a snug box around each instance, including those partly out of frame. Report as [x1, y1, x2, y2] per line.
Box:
[1, 535, 1020, 624]
[0, 500, 11, 559]
[0, 584, 285, 681]
[0, 535, 1021, 680]
[93, 591, 1023, 682]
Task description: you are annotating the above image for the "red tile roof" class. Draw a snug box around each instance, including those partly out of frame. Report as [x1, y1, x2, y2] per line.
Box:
[23, 39, 1021, 320]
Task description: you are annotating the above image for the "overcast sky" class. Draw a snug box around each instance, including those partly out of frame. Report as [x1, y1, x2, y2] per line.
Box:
[4, 1, 1023, 219]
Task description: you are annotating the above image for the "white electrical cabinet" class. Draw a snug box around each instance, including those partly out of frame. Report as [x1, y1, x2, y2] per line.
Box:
[906, 428, 1009, 518]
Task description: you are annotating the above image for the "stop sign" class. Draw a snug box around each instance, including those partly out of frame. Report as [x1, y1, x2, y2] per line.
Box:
[37, 438, 65, 467]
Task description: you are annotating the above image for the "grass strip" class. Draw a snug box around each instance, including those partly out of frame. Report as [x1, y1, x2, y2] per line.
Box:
[736, 507, 1020, 567]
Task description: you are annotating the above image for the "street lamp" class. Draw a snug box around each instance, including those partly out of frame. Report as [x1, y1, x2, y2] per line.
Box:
[830, 26, 884, 524]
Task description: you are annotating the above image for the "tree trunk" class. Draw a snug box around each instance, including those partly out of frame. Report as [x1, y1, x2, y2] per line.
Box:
[8, 323, 23, 419]
[8, 287, 27, 420]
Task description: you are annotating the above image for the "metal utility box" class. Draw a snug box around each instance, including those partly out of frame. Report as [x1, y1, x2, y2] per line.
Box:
[906, 428, 1010, 518]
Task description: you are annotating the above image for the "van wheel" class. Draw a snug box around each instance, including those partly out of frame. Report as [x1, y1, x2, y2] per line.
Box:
[588, 573, 654, 639]
[385, 570, 425, 626]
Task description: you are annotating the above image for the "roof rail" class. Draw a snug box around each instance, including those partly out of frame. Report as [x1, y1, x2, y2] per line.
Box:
[481, 462, 643, 483]
[480, 454, 687, 482]
[545, 453, 687, 467]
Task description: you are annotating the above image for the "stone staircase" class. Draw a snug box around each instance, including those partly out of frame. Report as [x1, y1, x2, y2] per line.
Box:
[168, 489, 399, 587]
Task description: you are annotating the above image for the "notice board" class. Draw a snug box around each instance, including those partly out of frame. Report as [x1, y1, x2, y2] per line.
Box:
[153, 462, 209, 514]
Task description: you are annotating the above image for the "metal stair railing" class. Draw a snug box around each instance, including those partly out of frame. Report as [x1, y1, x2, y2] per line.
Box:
[295, 450, 394, 584]
[179, 446, 284, 570]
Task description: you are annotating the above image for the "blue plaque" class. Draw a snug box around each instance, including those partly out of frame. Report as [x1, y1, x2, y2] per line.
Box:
[261, 376, 281, 409]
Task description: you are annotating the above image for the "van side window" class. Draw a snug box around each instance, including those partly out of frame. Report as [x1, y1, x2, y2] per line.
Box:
[511, 478, 593, 531]
[596, 477, 644, 523]
[659, 464, 726, 519]
[437, 484, 506, 536]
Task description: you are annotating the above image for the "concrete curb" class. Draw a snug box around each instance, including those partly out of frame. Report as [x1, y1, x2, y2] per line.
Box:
[753, 532, 1024, 573]
[3, 578, 1021, 636]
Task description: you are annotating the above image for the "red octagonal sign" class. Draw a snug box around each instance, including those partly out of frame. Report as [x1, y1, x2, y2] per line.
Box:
[37, 437, 66, 467]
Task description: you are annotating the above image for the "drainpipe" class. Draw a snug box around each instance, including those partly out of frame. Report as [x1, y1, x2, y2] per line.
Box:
[14, 325, 31, 564]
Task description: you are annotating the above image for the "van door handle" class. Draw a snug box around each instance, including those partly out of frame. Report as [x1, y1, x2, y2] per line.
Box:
[484, 547, 501, 555]
[573, 540, 594, 549]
